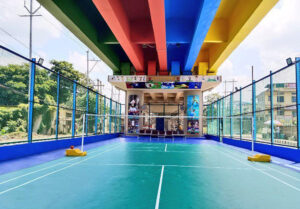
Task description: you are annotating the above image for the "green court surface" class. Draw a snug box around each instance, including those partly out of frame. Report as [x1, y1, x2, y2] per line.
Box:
[1, 141, 300, 209]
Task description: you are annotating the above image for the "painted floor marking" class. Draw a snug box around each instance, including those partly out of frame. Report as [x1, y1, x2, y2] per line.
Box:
[0, 144, 118, 185]
[213, 147, 300, 192]
[0, 144, 121, 195]
[155, 165, 164, 209]
[218, 144, 300, 182]
[60, 162, 259, 170]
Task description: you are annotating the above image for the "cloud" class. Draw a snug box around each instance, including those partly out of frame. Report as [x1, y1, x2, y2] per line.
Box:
[206, 0, 300, 100]
[240, 0, 300, 72]
[0, 0, 62, 54]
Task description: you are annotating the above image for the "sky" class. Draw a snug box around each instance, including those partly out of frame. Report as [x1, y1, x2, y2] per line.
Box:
[0, 0, 299, 102]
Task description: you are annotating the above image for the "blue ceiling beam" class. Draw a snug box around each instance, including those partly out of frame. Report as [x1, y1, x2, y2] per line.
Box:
[165, 0, 204, 73]
[183, 0, 221, 72]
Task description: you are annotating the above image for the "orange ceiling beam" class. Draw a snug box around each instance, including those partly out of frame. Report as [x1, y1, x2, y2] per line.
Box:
[148, 0, 167, 72]
[92, 0, 145, 73]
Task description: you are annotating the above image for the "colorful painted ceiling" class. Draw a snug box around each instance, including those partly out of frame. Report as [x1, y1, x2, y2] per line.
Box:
[38, 0, 278, 76]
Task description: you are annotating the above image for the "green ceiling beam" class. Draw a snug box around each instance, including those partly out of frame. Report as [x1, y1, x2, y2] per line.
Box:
[38, 0, 121, 73]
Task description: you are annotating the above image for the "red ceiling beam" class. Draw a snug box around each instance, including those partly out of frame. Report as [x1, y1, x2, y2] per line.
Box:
[92, 0, 145, 73]
[148, 0, 167, 72]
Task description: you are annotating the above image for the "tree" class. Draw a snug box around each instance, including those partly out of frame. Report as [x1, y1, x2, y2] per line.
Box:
[204, 93, 222, 105]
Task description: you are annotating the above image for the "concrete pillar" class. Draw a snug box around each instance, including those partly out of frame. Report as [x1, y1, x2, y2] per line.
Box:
[125, 90, 144, 135]
[184, 90, 203, 137]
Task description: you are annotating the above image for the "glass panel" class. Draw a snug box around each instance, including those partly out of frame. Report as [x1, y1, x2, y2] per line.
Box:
[274, 106, 297, 147]
[224, 96, 230, 136]
[272, 66, 296, 108]
[241, 85, 252, 114]
[87, 91, 96, 135]
[242, 113, 252, 140]
[75, 110, 84, 137]
[256, 77, 271, 111]
[32, 66, 57, 141]
[58, 107, 72, 138]
[59, 77, 73, 109]
[256, 110, 271, 143]
[0, 48, 29, 144]
[76, 85, 87, 111]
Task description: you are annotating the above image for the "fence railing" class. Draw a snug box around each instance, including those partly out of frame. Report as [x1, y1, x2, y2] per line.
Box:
[0, 45, 123, 145]
[205, 58, 300, 149]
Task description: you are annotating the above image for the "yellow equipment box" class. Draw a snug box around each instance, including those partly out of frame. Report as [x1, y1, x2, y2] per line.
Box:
[248, 154, 271, 162]
[66, 148, 87, 157]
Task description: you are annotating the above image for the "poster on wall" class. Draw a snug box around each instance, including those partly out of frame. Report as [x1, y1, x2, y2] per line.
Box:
[126, 82, 202, 89]
[128, 118, 139, 134]
[187, 95, 200, 117]
[128, 95, 140, 134]
[187, 120, 200, 134]
[128, 95, 140, 115]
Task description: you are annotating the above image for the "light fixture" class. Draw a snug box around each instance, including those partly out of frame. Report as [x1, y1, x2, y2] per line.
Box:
[286, 57, 293, 66]
[38, 58, 44, 65]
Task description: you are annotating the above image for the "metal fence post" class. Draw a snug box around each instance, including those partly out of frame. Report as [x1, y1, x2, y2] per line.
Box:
[103, 97, 106, 134]
[252, 81, 257, 141]
[230, 93, 233, 138]
[119, 104, 122, 133]
[85, 89, 89, 136]
[295, 57, 300, 148]
[109, 99, 112, 133]
[114, 102, 117, 133]
[55, 71, 60, 140]
[95, 93, 99, 135]
[71, 81, 77, 138]
[270, 71, 274, 144]
[207, 105, 210, 134]
[222, 98, 224, 140]
[217, 101, 220, 136]
[240, 88, 242, 140]
[28, 58, 36, 143]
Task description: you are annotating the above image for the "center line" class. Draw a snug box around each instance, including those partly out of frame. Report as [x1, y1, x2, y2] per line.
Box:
[155, 165, 164, 209]
[164, 144, 167, 152]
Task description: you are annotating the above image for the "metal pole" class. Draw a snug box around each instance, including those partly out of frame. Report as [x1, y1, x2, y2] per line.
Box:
[251, 66, 254, 83]
[29, 0, 32, 59]
[252, 116, 254, 152]
[86, 50, 89, 86]
[22, 0, 41, 59]
[81, 114, 85, 152]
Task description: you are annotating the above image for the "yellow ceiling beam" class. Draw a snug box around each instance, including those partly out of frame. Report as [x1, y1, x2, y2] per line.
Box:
[193, 0, 279, 74]
[204, 18, 228, 43]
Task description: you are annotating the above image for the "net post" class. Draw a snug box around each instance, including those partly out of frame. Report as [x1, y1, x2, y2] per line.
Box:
[81, 113, 85, 152]
[71, 81, 77, 138]
[295, 57, 300, 149]
[252, 80, 256, 142]
[95, 93, 99, 135]
[270, 71, 274, 145]
[230, 93, 233, 138]
[85, 89, 89, 136]
[240, 87, 242, 140]
[252, 80, 256, 151]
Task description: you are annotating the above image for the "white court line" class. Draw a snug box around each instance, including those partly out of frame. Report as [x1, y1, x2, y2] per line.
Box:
[217, 144, 300, 182]
[61, 162, 258, 170]
[265, 166, 300, 182]
[0, 144, 117, 185]
[0, 144, 121, 195]
[164, 144, 167, 152]
[212, 146, 300, 192]
[155, 165, 164, 209]
[126, 150, 210, 154]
